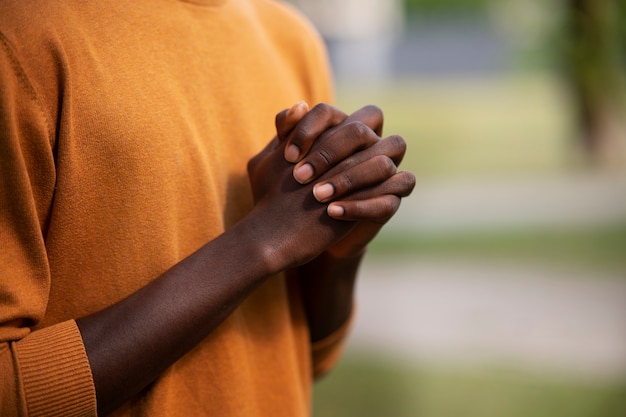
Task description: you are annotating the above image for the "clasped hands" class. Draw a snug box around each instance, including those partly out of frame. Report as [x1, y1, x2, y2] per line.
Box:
[247, 102, 415, 272]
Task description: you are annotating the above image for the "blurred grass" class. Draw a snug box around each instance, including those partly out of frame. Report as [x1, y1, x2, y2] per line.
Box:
[368, 223, 626, 274]
[320, 73, 626, 417]
[313, 354, 626, 417]
[336, 73, 581, 179]
[337, 73, 625, 273]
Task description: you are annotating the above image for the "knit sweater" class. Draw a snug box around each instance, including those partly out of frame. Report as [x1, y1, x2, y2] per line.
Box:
[0, 0, 348, 415]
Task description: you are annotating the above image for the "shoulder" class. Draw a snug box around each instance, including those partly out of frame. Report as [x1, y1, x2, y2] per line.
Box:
[0, 0, 71, 40]
[246, 0, 333, 102]
[243, 0, 326, 62]
[0, 1, 84, 144]
[249, 0, 325, 47]
[0, 1, 77, 78]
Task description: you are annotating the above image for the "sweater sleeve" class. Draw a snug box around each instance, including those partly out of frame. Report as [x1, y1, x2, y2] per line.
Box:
[0, 32, 97, 417]
[310, 311, 354, 379]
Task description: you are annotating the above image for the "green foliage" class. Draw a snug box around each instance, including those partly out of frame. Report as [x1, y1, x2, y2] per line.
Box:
[404, 0, 491, 15]
[313, 356, 414, 417]
[314, 355, 626, 417]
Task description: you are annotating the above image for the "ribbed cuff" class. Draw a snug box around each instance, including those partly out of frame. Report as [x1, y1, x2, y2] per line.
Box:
[15, 320, 96, 417]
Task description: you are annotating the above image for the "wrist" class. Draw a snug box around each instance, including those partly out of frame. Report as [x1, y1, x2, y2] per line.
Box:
[229, 214, 285, 278]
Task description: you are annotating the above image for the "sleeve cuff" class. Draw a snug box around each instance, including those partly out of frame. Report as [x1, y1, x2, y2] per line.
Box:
[14, 320, 97, 417]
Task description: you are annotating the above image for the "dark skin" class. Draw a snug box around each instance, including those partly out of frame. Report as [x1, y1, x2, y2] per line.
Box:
[276, 102, 414, 340]
[77, 103, 416, 416]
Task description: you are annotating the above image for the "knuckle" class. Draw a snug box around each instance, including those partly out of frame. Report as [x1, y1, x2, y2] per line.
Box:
[391, 171, 416, 197]
[387, 134, 407, 150]
[335, 155, 358, 172]
[384, 134, 407, 163]
[403, 172, 417, 194]
[347, 121, 372, 142]
[313, 102, 331, 112]
[316, 147, 335, 168]
[312, 102, 333, 118]
[401, 171, 417, 189]
[382, 196, 400, 216]
[311, 103, 346, 126]
[339, 171, 355, 190]
[292, 124, 312, 145]
[362, 104, 383, 119]
[375, 155, 397, 176]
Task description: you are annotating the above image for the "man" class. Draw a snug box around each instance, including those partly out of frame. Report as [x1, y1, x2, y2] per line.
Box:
[0, 0, 415, 415]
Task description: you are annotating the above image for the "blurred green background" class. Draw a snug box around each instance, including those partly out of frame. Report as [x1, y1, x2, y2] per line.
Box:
[290, 1, 626, 416]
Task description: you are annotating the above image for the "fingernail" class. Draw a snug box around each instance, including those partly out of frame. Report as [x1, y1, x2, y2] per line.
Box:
[287, 100, 309, 118]
[293, 163, 314, 183]
[285, 144, 300, 163]
[313, 183, 334, 202]
[327, 204, 344, 217]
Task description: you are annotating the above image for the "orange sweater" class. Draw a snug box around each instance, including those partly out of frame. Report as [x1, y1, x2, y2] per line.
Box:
[0, 0, 348, 415]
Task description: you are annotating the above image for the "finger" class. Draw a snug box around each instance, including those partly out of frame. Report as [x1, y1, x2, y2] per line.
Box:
[346, 104, 384, 136]
[346, 134, 406, 167]
[313, 155, 397, 203]
[314, 104, 384, 142]
[284, 103, 347, 163]
[327, 195, 401, 222]
[275, 101, 310, 142]
[341, 171, 416, 202]
[291, 105, 385, 182]
[293, 121, 380, 184]
[304, 134, 408, 187]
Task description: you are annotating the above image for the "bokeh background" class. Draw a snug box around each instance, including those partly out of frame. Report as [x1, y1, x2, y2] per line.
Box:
[288, 1, 626, 416]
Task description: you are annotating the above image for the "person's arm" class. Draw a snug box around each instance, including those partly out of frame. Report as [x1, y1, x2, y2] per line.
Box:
[77, 103, 414, 416]
[76, 218, 273, 416]
[276, 104, 415, 357]
[0, 33, 76, 416]
[1, 85, 410, 416]
[299, 133, 414, 347]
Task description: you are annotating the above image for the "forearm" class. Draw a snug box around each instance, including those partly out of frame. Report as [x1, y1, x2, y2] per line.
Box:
[296, 250, 364, 343]
[76, 219, 272, 416]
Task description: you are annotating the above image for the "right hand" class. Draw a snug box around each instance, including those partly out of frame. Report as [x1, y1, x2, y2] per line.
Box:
[274, 102, 415, 259]
[246, 131, 357, 273]
[246, 102, 413, 272]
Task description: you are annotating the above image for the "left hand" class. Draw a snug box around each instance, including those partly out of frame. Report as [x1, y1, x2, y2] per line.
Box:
[275, 102, 416, 259]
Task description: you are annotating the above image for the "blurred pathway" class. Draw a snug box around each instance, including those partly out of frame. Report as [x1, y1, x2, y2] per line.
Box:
[349, 257, 626, 380]
[348, 173, 626, 380]
[388, 172, 626, 232]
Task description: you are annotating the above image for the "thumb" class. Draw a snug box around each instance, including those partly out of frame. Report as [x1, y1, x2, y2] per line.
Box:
[275, 101, 309, 142]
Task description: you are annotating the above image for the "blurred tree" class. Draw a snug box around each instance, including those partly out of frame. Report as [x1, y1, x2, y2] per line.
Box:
[405, 0, 626, 165]
[564, 0, 626, 165]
